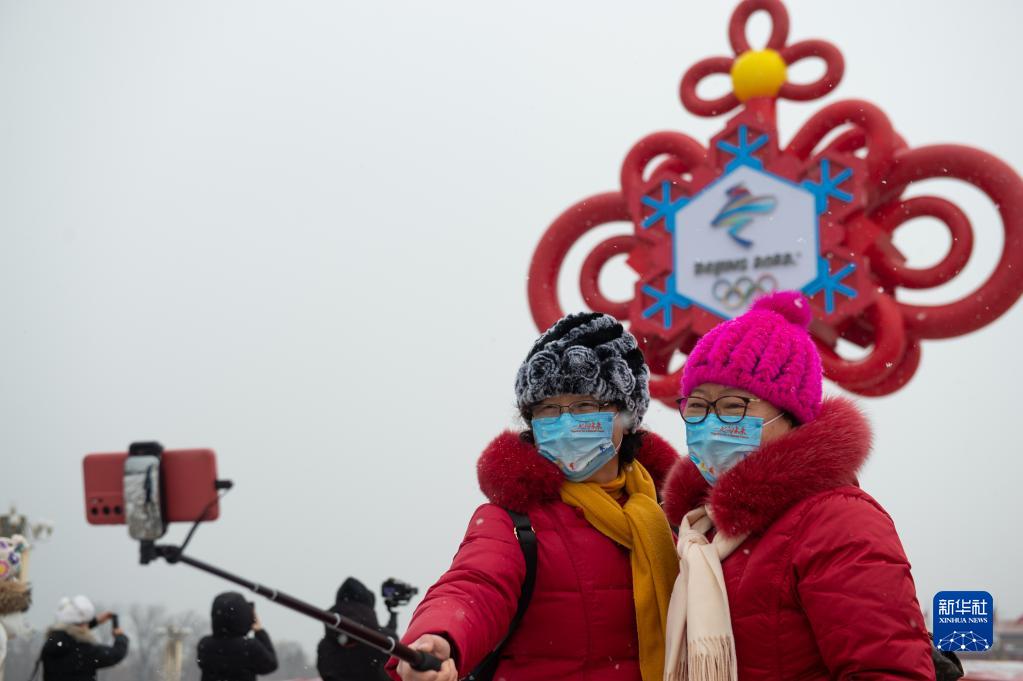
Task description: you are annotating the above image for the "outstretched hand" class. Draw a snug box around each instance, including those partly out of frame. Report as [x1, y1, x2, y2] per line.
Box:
[396, 635, 457, 681]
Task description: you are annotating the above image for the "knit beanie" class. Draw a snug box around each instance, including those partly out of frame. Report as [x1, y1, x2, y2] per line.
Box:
[56, 595, 95, 625]
[680, 291, 823, 423]
[515, 312, 651, 423]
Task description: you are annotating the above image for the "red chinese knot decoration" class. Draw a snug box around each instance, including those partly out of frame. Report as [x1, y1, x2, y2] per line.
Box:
[527, 0, 1023, 405]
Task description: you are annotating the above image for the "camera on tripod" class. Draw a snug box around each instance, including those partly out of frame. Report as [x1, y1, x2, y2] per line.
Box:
[381, 578, 417, 609]
[381, 578, 418, 632]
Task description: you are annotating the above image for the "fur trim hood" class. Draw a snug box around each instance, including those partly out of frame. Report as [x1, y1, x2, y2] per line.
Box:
[477, 430, 680, 513]
[0, 580, 31, 615]
[662, 397, 871, 536]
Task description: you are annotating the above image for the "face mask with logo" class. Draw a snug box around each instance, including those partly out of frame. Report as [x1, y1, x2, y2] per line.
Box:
[532, 412, 618, 482]
[686, 413, 784, 485]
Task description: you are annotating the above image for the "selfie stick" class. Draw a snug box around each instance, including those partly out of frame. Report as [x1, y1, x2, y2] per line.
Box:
[137, 542, 442, 672]
[122, 442, 441, 673]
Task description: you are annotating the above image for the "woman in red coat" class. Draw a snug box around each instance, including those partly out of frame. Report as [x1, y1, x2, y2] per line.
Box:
[391, 313, 680, 681]
[662, 291, 935, 681]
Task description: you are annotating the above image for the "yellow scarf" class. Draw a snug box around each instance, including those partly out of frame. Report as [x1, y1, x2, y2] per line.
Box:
[560, 460, 679, 681]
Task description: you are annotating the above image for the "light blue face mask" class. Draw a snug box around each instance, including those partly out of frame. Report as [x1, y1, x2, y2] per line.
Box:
[531, 412, 618, 482]
[686, 413, 784, 485]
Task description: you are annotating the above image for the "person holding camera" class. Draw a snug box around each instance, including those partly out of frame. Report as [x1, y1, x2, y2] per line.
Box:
[38, 595, 128, 681]
[316, 578, 392, 681]
[197, 592, 278, 681]
[390, 313, 680, 681]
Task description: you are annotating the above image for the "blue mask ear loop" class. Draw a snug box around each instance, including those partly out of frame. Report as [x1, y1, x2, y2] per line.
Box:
[761, 412, 786, 428]
[612, 411, 634, 456]
[612, 411, 638, 468]
[612, 413, 621, 454]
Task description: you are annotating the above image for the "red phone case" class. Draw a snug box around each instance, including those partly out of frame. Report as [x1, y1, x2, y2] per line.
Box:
[83, 449, 220, 525]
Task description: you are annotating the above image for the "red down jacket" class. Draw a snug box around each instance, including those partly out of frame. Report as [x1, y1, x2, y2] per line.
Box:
[663, 397, 935, 680]
[385, 431, 679, 681]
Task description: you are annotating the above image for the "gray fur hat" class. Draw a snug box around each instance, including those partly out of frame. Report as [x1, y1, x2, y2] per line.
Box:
[515, 312, 651, 424]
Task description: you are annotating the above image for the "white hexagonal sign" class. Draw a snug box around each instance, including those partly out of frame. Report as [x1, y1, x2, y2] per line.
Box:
[673, 164, 819, 318]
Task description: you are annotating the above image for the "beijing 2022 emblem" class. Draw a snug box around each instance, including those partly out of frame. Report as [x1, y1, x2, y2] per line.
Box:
[527, 0, 1023, 405]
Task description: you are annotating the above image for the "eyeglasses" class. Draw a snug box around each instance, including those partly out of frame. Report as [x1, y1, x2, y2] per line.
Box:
[676, 395, 762, 424]
[530, 400, 615, 421]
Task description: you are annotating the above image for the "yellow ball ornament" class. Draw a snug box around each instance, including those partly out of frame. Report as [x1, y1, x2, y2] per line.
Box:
[731, 49, 788, 101]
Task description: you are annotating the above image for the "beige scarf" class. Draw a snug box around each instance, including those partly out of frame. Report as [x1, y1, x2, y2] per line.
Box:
[664, 506, 748, 681]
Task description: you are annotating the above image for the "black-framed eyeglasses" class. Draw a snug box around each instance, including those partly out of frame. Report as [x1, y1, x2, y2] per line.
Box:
[530, 400, 615, 421]
[676, 395, 762, 424]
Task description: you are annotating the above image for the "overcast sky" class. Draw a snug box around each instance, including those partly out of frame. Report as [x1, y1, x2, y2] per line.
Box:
[2, 0, 1021, 655]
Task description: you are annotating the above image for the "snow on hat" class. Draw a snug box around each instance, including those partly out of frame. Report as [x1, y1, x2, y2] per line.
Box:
[0, 535, 27, 582]
[515, 312, 651, 423]
[681, 291, 823, 424]
[56, 595, 96, 625]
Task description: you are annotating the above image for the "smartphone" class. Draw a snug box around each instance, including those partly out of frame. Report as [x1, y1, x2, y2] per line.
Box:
[124, 450, 165, 540]
[83, 449, 220, 525]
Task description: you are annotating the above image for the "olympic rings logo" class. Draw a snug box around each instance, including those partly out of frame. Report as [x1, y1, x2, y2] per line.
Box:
[712, 274, 778, 310]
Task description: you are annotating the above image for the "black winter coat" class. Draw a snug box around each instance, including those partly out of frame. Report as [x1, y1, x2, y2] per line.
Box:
[316, 578, 390, 681]
[40, 627, 128, 681]
[197, 592, 278, 681]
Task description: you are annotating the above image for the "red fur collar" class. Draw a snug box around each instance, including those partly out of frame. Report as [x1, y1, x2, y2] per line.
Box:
[662, 397, 871, 536]
[477, 430, 681, 513]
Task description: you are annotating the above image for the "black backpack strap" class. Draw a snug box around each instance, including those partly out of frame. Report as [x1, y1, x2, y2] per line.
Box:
[463, 509, 537, 681]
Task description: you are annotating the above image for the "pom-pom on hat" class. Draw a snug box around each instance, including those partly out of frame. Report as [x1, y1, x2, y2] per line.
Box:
[680, 291, 823, 424]
[516, 312, 651, 424]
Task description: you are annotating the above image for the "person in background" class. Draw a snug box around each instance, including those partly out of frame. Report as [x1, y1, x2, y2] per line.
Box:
[317, 577, 391, 681]
[39, 595, 128, 681]
[0, 535, 32, 681]
[391, 312, 680, 681]
[662, 291, 935, 680]
[197, 592, 277, 681]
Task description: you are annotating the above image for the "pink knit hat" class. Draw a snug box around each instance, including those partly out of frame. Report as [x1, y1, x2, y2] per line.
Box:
[680, 291, 823, 423]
